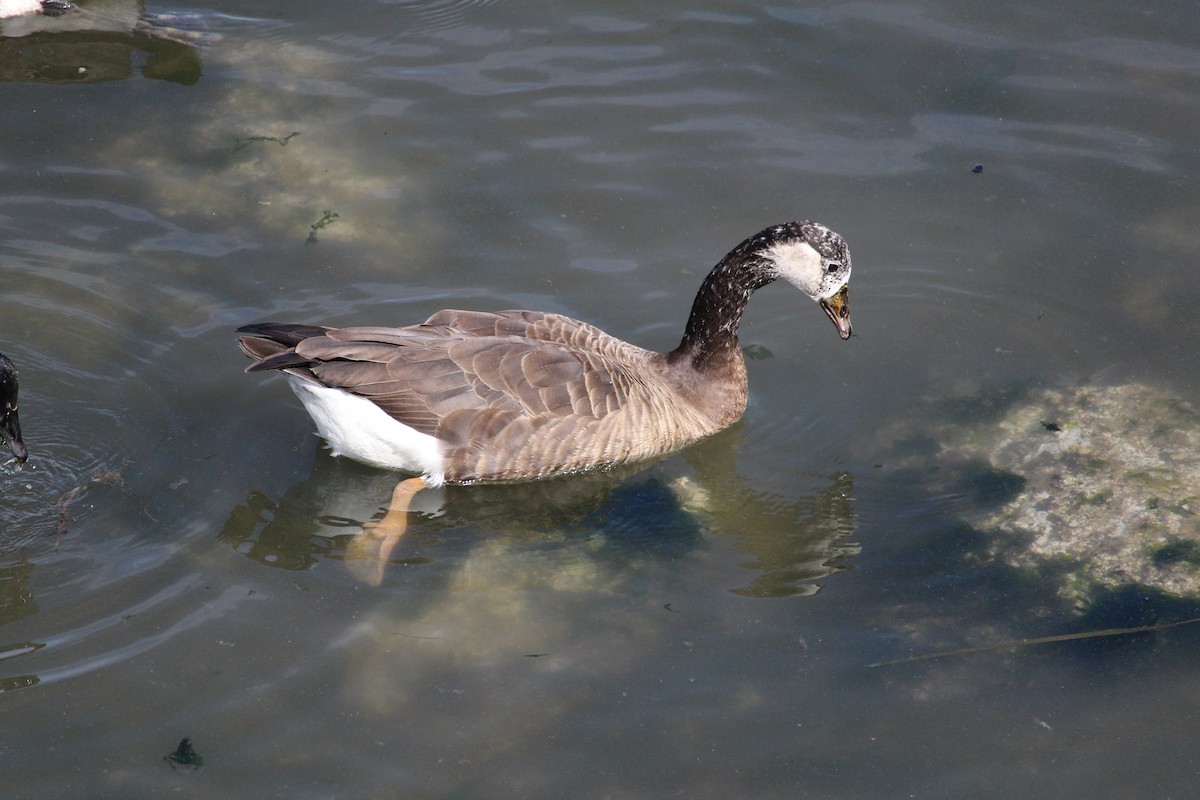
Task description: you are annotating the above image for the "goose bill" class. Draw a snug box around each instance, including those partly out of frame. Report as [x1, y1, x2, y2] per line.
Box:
[820, 284, 852, 340]
[1, 410, 26, 463]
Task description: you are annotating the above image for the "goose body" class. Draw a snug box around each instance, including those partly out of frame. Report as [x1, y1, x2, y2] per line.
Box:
[238, 221, 852, 486]
[0, 354, 27, 463]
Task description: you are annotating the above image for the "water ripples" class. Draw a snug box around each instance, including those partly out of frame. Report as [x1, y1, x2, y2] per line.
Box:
[0, 193, 255, 693]
[380, 0, 503, 36]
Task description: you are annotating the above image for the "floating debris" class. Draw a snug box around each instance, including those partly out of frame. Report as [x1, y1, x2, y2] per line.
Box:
[867, 615, 1200, 668]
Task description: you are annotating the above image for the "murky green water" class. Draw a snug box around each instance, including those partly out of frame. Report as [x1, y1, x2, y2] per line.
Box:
[3, 1, 1200, 797]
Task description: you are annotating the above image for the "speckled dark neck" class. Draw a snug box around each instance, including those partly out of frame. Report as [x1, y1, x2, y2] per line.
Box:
[668, 248, 774, 371]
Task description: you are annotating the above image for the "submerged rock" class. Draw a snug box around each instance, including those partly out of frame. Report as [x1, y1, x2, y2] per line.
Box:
[881, 384, 1200, 603]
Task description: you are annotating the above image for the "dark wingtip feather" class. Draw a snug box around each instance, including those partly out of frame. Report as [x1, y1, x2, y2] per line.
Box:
[243, 349, 318, 374]
[236, 322, 332, 347]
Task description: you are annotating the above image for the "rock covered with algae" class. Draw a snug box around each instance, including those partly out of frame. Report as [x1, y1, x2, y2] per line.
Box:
[883, 384, 1200, 602]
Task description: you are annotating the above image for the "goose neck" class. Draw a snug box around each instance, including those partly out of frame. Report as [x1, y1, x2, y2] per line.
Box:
[669, 255, 772, 370]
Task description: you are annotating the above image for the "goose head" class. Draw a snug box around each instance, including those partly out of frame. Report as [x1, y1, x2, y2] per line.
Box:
[672, 220, 853, 372]
[758, 221, 852, 339]
[0, 354, 27, 464]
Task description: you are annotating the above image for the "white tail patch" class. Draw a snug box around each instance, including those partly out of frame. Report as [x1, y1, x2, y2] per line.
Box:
[288, 379, 447, 485]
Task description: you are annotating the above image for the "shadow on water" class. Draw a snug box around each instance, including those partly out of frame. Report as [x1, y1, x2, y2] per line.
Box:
[217, 425, 860, 600]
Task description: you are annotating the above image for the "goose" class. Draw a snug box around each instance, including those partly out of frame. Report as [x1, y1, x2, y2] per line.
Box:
[0, 354, 27, 464]
[0, 0, 72, 18]
[238, 220, 852, 578]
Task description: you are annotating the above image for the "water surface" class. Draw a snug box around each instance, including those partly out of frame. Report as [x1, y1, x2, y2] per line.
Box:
[2, 1, 1199, 797]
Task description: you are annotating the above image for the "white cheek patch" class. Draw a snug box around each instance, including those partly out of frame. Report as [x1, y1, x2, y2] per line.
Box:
[766, 240, 825, 297]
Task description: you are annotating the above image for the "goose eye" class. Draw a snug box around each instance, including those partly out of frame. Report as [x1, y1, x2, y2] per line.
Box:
[825, 261, 841, 273]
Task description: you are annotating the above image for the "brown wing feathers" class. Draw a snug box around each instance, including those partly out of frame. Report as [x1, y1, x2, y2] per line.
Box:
[236, 314, 632, 436]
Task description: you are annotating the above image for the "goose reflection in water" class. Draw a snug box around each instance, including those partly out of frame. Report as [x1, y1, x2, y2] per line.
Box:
[0, 0, 213, 85]
[218, 425, 858, 598]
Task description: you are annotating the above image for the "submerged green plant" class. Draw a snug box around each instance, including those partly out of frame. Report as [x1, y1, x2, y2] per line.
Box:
[164, 737, 204, 770]
[1150, 538, 1200, 567]
[233, 131, 301, 151]
[741, 343, 773, 360]
[1072, 488, 1114, 508]
[306, 210, 340, 245]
